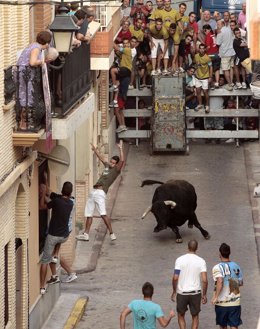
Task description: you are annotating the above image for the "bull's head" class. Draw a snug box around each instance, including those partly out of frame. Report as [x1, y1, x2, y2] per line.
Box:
[141, 200, 176, 219]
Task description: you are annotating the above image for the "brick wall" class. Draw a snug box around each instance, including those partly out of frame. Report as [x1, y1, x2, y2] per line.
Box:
[32, 0, 53, 38]
[90, 27, 114, 56]
[99, 71, 109, 129]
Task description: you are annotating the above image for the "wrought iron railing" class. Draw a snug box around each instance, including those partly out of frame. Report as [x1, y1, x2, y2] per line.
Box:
[49, 42, 92, 116]
[13, 65, 46, 132]
[4, 66, 16, 105]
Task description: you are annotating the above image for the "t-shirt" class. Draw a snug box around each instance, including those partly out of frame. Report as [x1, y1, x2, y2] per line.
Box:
[188, 21, 198, 34]
[212, 261, 243, 307]
[47, 196, 74, 237]
[95, 162, 121, 194]
[120, 47, 133, 71]
[216, 26, 235, 58]
[174, 253, 207, 294]
[205, 33, 218, 55]
[128, 300, 164, 329]
[238, 11, 246, 30]
[194, 53, 212, 79]
[129, 26, 144, 42]
[233, 38, 250, 61]
[161, 8, 178, 28]
[149, 24, 169, 40]
[149, 7, 165, 21]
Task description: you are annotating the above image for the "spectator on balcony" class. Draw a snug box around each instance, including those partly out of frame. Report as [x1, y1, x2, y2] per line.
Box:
[120, 0, 132, 23]
[130, 0, 150, 25]
[16, 30, 52, 130]
[129, 18, 144, 44]
[116, 21, 132, 44]
[76, 7, 95, 43]
[68, 2, 79, 16]
[149, 18, 169, 75]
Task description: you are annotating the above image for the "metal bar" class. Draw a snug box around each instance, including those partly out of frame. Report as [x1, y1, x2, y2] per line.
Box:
[38, 153, 70, 166]
[186, 109, 259, 117]
[186, 130, 258, 139]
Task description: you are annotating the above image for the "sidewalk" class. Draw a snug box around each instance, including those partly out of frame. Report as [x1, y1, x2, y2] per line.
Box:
[41, 143, 129, 329]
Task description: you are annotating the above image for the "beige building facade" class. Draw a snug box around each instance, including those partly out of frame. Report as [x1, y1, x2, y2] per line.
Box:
[0, 0, 121, 328]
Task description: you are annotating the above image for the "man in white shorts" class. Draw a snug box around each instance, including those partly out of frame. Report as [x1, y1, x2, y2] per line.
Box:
[76, 142, 124, 241]
[194, 43, 212, 113]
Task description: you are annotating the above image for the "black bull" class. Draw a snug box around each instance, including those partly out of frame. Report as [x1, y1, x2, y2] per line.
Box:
[141, 179, 210, 243]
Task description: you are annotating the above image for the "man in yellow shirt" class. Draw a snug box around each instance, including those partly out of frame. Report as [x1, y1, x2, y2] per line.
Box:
[194, 43, 212, 113]
[149, 0, 164, 21]
[129, 18, 144, 43]
[161, 0, 177, 29]
[149, 18, 169, 75]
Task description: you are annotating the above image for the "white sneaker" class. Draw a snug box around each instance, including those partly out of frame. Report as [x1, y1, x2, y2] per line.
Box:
[157, 68, 162, 75]
[128, 84, 134, 90]
[40, 287, 46, 295]
[178, 67, 185, 73]
[63, 272, 77, 283]
[235, 82, 242, 89]
[51, 256, 58, 264]
[242, 82, 247, 89]
[112, 85, 118, 91]
[116, 125, 126, 133]
[162, 69, 168, 75]
[225, 138, 235, 143]
[110, 233, 117, 241]
[76, 232, 89, 241]
[151, 70, 157, 76]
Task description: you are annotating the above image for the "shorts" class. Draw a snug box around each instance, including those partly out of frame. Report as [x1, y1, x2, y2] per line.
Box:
[221, 56, 234, 71]
[195, 77, 209, 90]
[118, 96, 126, 109]
[84, 188, 107, 217]
[119, 75, 131, 99]
[215, 305, 242, 327]
[41, 234, 68, 264]
[116, 67, 131, 79]
[241, 58, 252, 74]
[151, 37, 169, 59]
[210, 54, 221, 72]
[176, 293, 201, 316]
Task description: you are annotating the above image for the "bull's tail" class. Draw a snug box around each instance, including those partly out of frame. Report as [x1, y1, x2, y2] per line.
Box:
[141, 180, 164, 187]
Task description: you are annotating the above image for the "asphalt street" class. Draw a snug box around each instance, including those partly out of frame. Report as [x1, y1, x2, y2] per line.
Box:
[62, 141, 260, 329]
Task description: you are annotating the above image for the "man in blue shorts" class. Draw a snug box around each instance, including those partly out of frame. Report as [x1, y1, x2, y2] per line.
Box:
[120, 282, 175, 328]
[212, 243, 243, 329]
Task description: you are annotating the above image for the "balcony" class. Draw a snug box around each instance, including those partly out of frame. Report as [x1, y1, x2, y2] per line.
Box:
[50, 42, 92, 116]
[90, 2, 121, 70]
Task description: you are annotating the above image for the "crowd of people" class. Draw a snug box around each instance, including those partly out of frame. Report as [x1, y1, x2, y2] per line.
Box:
[108, 0, 259, 136]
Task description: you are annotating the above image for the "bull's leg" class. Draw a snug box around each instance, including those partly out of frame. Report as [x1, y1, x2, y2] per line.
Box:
[190, 213, 210, 239]
[187, 219, 193, 228]
[171, 226, 183, 243]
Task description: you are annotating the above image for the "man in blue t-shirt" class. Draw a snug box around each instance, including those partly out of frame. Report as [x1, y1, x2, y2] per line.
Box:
[120, 282, 175, 329]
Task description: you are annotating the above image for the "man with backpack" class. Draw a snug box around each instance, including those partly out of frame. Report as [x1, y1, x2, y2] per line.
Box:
[212, 243, 243, 329]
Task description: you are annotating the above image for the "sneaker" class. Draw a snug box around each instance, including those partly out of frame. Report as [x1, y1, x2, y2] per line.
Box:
[178, 67, 185, 73]
[116, 125, 126, 133]
[235, 82, 242, 89]
[214, 82, 219, 88]
[47, 276, 60, 285]
[224, 84, 233, 91]
[242, 82, 247, 89]
[121, 125, 128, 131]
[210, 85, 215, 90]
[110, 233, 117, 241]
[205, 106, 210, 113]
[172, 71, 179, 77]
[157, 68, 162, 75]
[108, 100, 118, 108]
[140, 84, 146, 88]
[51, 256, 58, 264]
[40, 287, 46, 295]
[128, 84, 134, 90]
[162, 69, 168, 75]
[195, 105, 203, 111]
[63, 272, 78, 283]
[151, 70, 157, 76]
[76, 232, 89, 241]
[225, 138, 235, 143]
[112, 85, 118, 92]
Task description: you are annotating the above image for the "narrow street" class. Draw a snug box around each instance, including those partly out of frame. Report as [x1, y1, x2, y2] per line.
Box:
[62, 142, 260, 329]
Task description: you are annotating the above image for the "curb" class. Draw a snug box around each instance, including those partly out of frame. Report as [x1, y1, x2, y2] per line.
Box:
[63, 297, 88, 329]
[75, 143, 130, 274]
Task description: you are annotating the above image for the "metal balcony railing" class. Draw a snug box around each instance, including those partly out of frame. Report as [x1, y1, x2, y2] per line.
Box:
[13, 65, 46, 132]
[50, 42, 92, 116]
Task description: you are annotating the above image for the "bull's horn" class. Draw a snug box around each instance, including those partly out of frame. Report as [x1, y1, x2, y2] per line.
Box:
[164, 200, 176, 209]
[141, 205, 152, 219]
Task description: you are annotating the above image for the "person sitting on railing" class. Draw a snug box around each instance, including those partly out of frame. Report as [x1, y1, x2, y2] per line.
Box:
[15, 30, 52, 130]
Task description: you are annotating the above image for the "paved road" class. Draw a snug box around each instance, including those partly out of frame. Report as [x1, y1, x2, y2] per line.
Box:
[63, 142, 260, 329]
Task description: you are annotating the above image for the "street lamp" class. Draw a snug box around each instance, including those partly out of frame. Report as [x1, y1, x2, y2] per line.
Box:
[49, 2, 79, 55]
